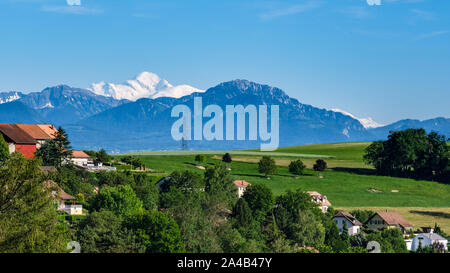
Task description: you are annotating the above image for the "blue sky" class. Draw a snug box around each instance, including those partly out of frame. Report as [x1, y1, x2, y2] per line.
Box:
[0, 0, 449, 124]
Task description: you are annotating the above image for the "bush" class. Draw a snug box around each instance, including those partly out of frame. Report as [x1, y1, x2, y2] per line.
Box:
[289, 160, 306, 175]
[195, 154, 206, 163]
[258, 156, 277, 177]
[222, 153, 232, 163]
[313, 159, 327, 171]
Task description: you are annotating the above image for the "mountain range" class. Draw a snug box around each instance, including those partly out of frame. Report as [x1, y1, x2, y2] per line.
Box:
[0, 72, 448, 152]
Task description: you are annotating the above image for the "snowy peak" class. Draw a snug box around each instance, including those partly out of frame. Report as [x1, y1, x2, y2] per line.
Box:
[332, 109, 383, 129]
[0, 91, 22, 104]
[88, 72, 204, 101]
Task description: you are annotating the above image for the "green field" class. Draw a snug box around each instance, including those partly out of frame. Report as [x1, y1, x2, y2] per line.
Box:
[118, 142, 450, 232]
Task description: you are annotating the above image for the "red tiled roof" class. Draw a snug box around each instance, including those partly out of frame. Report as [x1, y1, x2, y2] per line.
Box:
[37, 124, 58, 139]
[233, 180, 251, 188]
[0, 124, 36, 144]
[373, 212, 413, 228]
[72, 151, 91, 158]
[16, 124, 52, 140]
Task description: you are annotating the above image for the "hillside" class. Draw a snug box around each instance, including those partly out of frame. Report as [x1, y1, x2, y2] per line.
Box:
[120, 142, 450, 231]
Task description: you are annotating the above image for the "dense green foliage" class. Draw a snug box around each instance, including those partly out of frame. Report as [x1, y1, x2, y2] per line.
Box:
[0, 134, 9, 165]
[313, 159, 327, 171]
[0, 153, 70, 253]
[195, 154, 206, 163]
[289, 160, 306, 175]
[36, 127, 72, 167]
[364, 129, 449, 183]
[258, 156, 277, 177]
[222, 153, 232, 163]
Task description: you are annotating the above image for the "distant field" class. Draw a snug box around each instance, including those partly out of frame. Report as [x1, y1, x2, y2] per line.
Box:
[120, 142, 450, 224]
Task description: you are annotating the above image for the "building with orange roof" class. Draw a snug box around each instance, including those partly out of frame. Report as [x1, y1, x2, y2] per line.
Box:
[16, 124, 53, 149]
[366, 211, 413, 233]
[71, 150, 93, 167]
[233, 180, 251, 198]
[37, 124, 58, 139]
[0, 124, 37, 159]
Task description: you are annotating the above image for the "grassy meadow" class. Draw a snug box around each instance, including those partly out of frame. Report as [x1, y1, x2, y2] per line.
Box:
[118, 142, 450, 232]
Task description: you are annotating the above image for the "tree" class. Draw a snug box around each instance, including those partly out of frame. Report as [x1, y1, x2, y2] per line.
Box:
[204, 164, 238, 208]
[222, 153, 232, 163]
[35, 139, 59, 166]
[242, 184, 274, 222]
[76, 210, 144, 253]
[258, 156, 277, 177]
[160, 170, 204, 194]
[96, 149, 110, 164]
[349, 209, 375, 225]
[125, 210, 185, 253]
[363, 129, 449, 182]
[313, 159, 327, 171]
[53, 126, 72, 167]
[289, 210, 325, 247]
[232, 198, 253, 227]
[0, 153, 70, 253]
[36, 127, 72, 167]
[324, 220, 349, 252]
[132, 173, 159, 211]
[0, 134, 9, 165]
[90, 185, 144, 217]
[195, 154, 206, 163]
[289, 160, 306, 176]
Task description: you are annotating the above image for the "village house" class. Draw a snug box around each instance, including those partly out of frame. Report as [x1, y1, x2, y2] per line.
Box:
[0, 124, 37, 159]
[410, 232, 448, 252]
[46, 181, 83, 215]
[366, 211, 413, 233]
[233, 180, 251, 198]
[307, 191, 331, 213]
[332, 211, 362, 236]
[71, 150, 93, 167]
[15, 124, 55, 149]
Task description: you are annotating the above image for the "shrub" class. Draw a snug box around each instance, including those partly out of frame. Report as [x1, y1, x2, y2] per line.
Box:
[195, 154, 206, 163]
[222, 153, 232, 163]
[313, 159, 327, 171]
[258, 156, 277, 177]
[289, 160, 306, 175]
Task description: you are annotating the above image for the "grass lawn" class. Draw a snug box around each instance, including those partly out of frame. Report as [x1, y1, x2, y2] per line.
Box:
[120, 142, 450, 231]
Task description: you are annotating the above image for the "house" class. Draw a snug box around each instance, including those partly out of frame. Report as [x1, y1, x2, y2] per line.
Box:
[233, 180, 251, 198]
[366, 211, 413, 233]
[37, 124, 58, 139]
[410, 232, 448, 252]
[71, 150, 93, 167]
[332, 211, 362, 236]
[16, 124, 53, 149]
[46, 181, 83, 215]
[0, 124, 37, 159]
[307, 191, 331, 213]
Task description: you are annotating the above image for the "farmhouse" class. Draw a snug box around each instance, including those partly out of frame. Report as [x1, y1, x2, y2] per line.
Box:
[46, 181, 83, 215]
[0, 124, 37, 159]
[233, 180, 251, 198]
[16, 124, 54, 149]
[366, 211, 413, 233]
[410, 232, 448, 252]
[307, 191, 331, 213]
[71, 150, 93, 167]
[332, 211, 362, 236]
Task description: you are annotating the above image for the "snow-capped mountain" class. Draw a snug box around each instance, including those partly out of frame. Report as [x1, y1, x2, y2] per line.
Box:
[0, 91, 23, 104]
[332, 109, 383, 129]
[88, 72, 204, 101]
